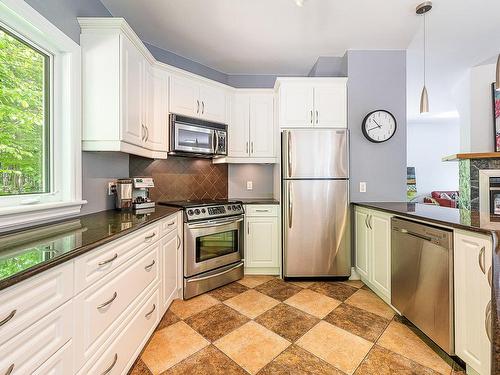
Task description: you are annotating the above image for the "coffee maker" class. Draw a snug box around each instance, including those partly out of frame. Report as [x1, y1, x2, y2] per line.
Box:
[114, 178, 133, 210]
[131, 177, 155, 210]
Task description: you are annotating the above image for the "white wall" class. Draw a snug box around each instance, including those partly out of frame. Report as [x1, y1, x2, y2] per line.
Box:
[407, 119, 460, 197]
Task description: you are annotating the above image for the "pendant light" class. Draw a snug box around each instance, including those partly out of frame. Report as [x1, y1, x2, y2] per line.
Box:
[496, 53, 500, 91]
[416, 1, 432, 113]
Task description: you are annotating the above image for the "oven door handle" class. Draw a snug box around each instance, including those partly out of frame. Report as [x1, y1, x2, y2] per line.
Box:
[187, 217, 244, 229]
[186, 263, 243, 283]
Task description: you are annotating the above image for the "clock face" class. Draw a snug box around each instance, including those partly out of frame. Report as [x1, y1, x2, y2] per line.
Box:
[362, 110, 397, 143]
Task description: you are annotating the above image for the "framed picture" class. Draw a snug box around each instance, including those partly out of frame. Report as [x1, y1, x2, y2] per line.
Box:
[493, 82, 500, 151]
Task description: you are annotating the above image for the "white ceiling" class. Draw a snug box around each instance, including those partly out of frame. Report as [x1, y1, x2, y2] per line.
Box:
[101, 0, 421, 75]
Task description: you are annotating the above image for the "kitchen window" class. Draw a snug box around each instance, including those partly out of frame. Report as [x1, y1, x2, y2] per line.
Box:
[0, 25, 50, 197]
[0, 1, 84, 230]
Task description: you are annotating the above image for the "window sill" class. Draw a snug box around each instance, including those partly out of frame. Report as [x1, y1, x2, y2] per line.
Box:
[0, 200, 87, 232]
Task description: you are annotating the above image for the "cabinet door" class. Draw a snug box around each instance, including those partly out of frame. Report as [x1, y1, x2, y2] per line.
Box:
[354, 208, 370, 279]
[245, 217, 279, 268]
[369, 212, 391, 299]
[145, 68, 168, 151]
[121, 35, 145, 146]
[229, 94, 250, 157]
[279, 84, 314, 128]
[250, 94, 275, 157]
[170, 75, 199, 118]
[313, 83, 347, 128]
[199, 83, 226, 123]
[161, 231, 179, 312]
[454, 231, 492, 375]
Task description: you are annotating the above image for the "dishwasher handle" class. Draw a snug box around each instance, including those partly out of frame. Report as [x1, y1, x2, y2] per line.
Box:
[396, 228, 433, 242]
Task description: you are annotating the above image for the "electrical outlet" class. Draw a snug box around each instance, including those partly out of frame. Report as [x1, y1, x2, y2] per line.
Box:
[246, 181, 253, 190]
[359, 182, 367, 193]
[108, 181, 117, 195]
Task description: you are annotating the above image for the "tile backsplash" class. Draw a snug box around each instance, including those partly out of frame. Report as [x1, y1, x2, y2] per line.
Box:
[129, 155, 228, 202]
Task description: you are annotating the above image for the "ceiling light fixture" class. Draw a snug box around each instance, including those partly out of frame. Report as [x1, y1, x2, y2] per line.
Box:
[295, 0, 306, 7]
[416, 1, 432, 114]
[496, 54, 500, 91]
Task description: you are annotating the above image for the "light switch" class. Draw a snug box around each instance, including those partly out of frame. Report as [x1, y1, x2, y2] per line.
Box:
[359, 182, 367, 193]
[246, 181, 253, 190]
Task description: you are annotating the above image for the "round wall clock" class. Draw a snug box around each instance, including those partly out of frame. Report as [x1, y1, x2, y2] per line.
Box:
[361, 110, 397, 143]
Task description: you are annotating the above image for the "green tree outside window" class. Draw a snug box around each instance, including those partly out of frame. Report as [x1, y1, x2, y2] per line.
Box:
[0, 26, 50, 196]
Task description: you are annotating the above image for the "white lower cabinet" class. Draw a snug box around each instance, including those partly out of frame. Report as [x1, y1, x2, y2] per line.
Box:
[1, 213, 181, 375]
[354, 207, 392, 303]
[454, 230, 492, 375]
[244, 205, 280, 275]
[0, 301, 73, 375]
[77, 289, 160, 375]
[161, 230, 180, 313]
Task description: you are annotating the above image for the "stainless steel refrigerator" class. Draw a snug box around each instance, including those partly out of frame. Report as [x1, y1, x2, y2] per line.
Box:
[282, 129, 350, 277]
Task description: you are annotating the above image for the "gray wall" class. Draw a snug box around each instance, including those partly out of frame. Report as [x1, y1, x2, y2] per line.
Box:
[347, 50, 407, 202]
[25, 0, 111, 43]
[308, 56, 348, 77]
[228, 165, 275, 199]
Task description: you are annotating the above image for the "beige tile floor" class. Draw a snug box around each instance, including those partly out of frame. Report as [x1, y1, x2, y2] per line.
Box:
[130, 277, 465, 375]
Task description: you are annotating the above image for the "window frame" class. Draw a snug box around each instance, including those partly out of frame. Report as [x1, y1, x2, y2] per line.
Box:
[0, 0, 84, 231]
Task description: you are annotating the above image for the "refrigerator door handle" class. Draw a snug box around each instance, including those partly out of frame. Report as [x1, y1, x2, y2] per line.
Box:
[287, 131, 292, 178]
[288, 182, 293, 228]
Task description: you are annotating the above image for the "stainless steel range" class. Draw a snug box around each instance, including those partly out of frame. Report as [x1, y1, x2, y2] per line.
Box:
[159, 200, 244, 299]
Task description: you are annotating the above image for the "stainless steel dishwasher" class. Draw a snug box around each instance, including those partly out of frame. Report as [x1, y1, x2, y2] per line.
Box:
[391, 217, 454, 354]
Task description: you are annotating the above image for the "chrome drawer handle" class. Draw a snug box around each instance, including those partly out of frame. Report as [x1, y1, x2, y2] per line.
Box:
[485, 300, 492, 342]
[145, 260, 155, 271]
[177, 234, 181, 250]
[255, 209, 270, 212]
[144, 233, 156, 241]
[167, 221, 175, 227]
[488, 266, 492, 287]
[0, 310, 16, 327]
[5, 364, 14, 375]
[478, 246, 486, 274]
[98, 253, 118, 266]
[100, 354, 118, 375]
[97, 292, 117, 310]
[145, 304, 156, 318]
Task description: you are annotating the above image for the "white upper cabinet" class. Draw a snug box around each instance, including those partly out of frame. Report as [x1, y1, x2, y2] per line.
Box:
[121, 34, 145, 147]
[170, 75, 227, 123]
[169, 75, 200, 118]
[199, 83, 226, 123]
[145, 67, 169, 152]
[79, 18, 168, 159]
[276, 78, 347, 128]
[250, 94, 275, 157]
[227, 91, 275, 161]
[229, 94, 250, 157]
[313, 84, 347, 128]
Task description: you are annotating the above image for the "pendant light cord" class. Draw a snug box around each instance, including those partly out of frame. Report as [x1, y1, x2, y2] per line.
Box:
[423, 13, 426, 86]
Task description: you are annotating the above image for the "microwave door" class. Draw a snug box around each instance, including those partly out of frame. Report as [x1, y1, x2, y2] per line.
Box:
[174, 123, 214, 154]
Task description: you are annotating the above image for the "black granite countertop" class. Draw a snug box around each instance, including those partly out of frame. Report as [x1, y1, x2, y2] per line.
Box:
[0, 205, 180, 291]
[352, 202, 500, 374]
[235, 198, 280, 205]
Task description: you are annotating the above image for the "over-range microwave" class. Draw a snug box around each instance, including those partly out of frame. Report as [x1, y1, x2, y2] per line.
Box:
[169, 114, 227, 158]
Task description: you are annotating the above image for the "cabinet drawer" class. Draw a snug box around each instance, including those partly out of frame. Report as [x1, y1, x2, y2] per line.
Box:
[74, 243, 159, 368]
[0, 301, 72, 375]
[0, 262, 73, 345]
[245, 205, 278, 217]
[32, 340, 73, 375]
[161, 214, 179, 237]
[74, 223, 160, 293]
[78, 289, 160, 375]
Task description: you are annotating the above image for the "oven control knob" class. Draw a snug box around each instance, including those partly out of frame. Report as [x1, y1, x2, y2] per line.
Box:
[201, 208, 206, 214]
[232, 205, 237, 210]
[188, 209, 194, 215]
[194, 209, 200, 215]
[227, 206, 232, 210]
